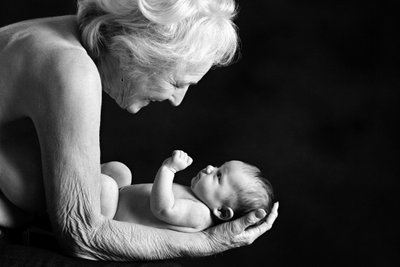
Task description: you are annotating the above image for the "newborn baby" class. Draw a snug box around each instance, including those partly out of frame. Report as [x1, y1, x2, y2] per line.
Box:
[101, 150, 274, 232]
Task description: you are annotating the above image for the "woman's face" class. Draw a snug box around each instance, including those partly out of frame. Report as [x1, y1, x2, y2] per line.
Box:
[124, 63, 211, 114]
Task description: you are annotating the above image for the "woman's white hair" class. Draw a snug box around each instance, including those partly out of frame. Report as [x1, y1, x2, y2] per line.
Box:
[77, 0, 239, 80]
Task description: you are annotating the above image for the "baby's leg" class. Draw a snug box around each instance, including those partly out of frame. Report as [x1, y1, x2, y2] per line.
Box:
[100, 174, 119, 219]
[101, 161, 132, 188]
[100, 162, 131, 218]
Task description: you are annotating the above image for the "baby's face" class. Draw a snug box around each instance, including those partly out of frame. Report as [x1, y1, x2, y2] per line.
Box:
[191, 161, 251, 210]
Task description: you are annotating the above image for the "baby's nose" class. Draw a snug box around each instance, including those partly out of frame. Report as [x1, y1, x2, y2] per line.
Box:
[205, 165, 214, 174]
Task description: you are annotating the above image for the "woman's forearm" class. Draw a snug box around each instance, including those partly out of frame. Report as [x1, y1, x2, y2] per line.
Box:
[58, 202, 280, 261]
[76, 217, 214, 261]
[48, 171, 214, 261]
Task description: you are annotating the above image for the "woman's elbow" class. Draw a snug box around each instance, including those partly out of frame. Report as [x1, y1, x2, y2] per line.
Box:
[51, 211, 105, 259]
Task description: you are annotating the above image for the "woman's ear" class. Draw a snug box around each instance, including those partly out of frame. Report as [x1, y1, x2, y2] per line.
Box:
[213, 207, 234, 221]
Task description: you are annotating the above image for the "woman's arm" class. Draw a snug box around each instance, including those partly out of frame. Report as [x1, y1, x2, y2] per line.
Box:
[31, 50, 278, 261]
[89, 203, 278, 260]
[29, 50, 204, 260]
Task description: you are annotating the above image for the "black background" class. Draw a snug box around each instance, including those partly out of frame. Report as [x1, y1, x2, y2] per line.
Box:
[1, 0, 399, 266]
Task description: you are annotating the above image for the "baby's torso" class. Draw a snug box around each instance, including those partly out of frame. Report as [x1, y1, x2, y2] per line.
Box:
[114, 183, 214, 232]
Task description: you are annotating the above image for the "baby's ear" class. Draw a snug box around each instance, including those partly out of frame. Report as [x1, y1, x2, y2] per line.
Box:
[213, 207, 234, 221]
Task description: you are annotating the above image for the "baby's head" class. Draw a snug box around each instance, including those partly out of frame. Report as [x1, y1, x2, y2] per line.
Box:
[190, 160, 274, 222]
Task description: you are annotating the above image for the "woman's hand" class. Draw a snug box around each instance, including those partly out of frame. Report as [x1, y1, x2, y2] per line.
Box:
[204, 202, 279, 251]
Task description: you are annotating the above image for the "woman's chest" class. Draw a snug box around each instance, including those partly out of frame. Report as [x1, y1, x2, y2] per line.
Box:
[0, 117, 41, 164]
[0, 117, 45, 212]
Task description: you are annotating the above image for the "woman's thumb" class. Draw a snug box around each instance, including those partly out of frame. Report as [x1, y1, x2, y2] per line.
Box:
[231, 209, 266, 234]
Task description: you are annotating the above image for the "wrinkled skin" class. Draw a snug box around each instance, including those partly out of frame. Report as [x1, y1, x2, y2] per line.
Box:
[0, 15, 278, 261]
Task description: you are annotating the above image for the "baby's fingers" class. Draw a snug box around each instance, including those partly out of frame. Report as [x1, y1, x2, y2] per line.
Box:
[179, 151, 191, 161]
[173, 150, 185, 159]
[172, 150, 181, 157]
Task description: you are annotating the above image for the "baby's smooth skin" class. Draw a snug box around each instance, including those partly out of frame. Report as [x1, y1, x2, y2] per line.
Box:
[101, 151, 249, 232]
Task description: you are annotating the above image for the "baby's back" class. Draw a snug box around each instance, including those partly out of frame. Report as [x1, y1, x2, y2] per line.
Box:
[115, 183, 214, 232]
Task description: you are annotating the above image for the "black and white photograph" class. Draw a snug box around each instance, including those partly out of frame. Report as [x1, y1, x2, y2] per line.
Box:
[0, 0, 398, 266]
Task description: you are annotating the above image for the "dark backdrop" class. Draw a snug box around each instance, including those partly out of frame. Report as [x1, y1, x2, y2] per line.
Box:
[1, 1, 399, 266]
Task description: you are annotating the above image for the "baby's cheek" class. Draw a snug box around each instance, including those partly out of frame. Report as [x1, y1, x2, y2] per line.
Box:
[196, 185, 209, 200]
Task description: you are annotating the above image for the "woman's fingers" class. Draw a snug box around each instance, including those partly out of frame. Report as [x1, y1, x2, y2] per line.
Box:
[229, 209, 266, 235]
[205, 203, 279, 252]
[230, 202, 279, 245]
[244, 202, 279, 241]
[264, 202, 279, 229]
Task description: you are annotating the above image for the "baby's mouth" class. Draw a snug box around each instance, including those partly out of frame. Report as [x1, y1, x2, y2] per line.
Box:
[191, 173, 201, 187]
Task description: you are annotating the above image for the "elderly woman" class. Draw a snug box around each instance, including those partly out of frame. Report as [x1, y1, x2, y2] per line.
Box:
[0, 0, 278, 261]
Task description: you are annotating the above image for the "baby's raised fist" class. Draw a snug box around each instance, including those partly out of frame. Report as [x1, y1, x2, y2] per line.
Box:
[169, 150, 193, 172]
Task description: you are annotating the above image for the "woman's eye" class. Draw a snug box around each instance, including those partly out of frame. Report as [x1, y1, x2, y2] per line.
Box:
[174, 83, 183, 89]
[170, 82, 180, 89]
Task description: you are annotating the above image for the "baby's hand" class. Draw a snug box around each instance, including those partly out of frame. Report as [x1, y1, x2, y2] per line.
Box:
[165, 150, 193, 173]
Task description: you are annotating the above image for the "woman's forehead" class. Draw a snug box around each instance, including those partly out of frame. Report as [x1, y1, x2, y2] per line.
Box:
[159, 64, 210, 87]
[152, 61, 211, 89]
[176, 61, 212, 77]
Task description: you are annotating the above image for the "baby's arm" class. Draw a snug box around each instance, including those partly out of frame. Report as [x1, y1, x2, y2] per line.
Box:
[151, 151, 206, 229]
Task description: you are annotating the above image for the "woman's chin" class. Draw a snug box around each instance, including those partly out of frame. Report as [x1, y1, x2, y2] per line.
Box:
[126, 101, 151, 114]
[126, 106, 140, 114]
[126, 104, 143, 114]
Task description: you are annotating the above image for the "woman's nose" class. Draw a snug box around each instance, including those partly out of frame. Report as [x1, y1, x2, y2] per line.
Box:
[169, 87, 188, 106]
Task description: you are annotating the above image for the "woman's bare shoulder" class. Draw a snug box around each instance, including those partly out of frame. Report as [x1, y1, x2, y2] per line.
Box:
[0, 16, 101, 125]
[25, 41, 102, 131]
[48, 47, 101, 92]
[38, 48, 102, 117]
[24, 44, 102, 119]
[1, 16, 81, 53]
[0, 15, 101, 97]
[32, 17, 99, 83]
